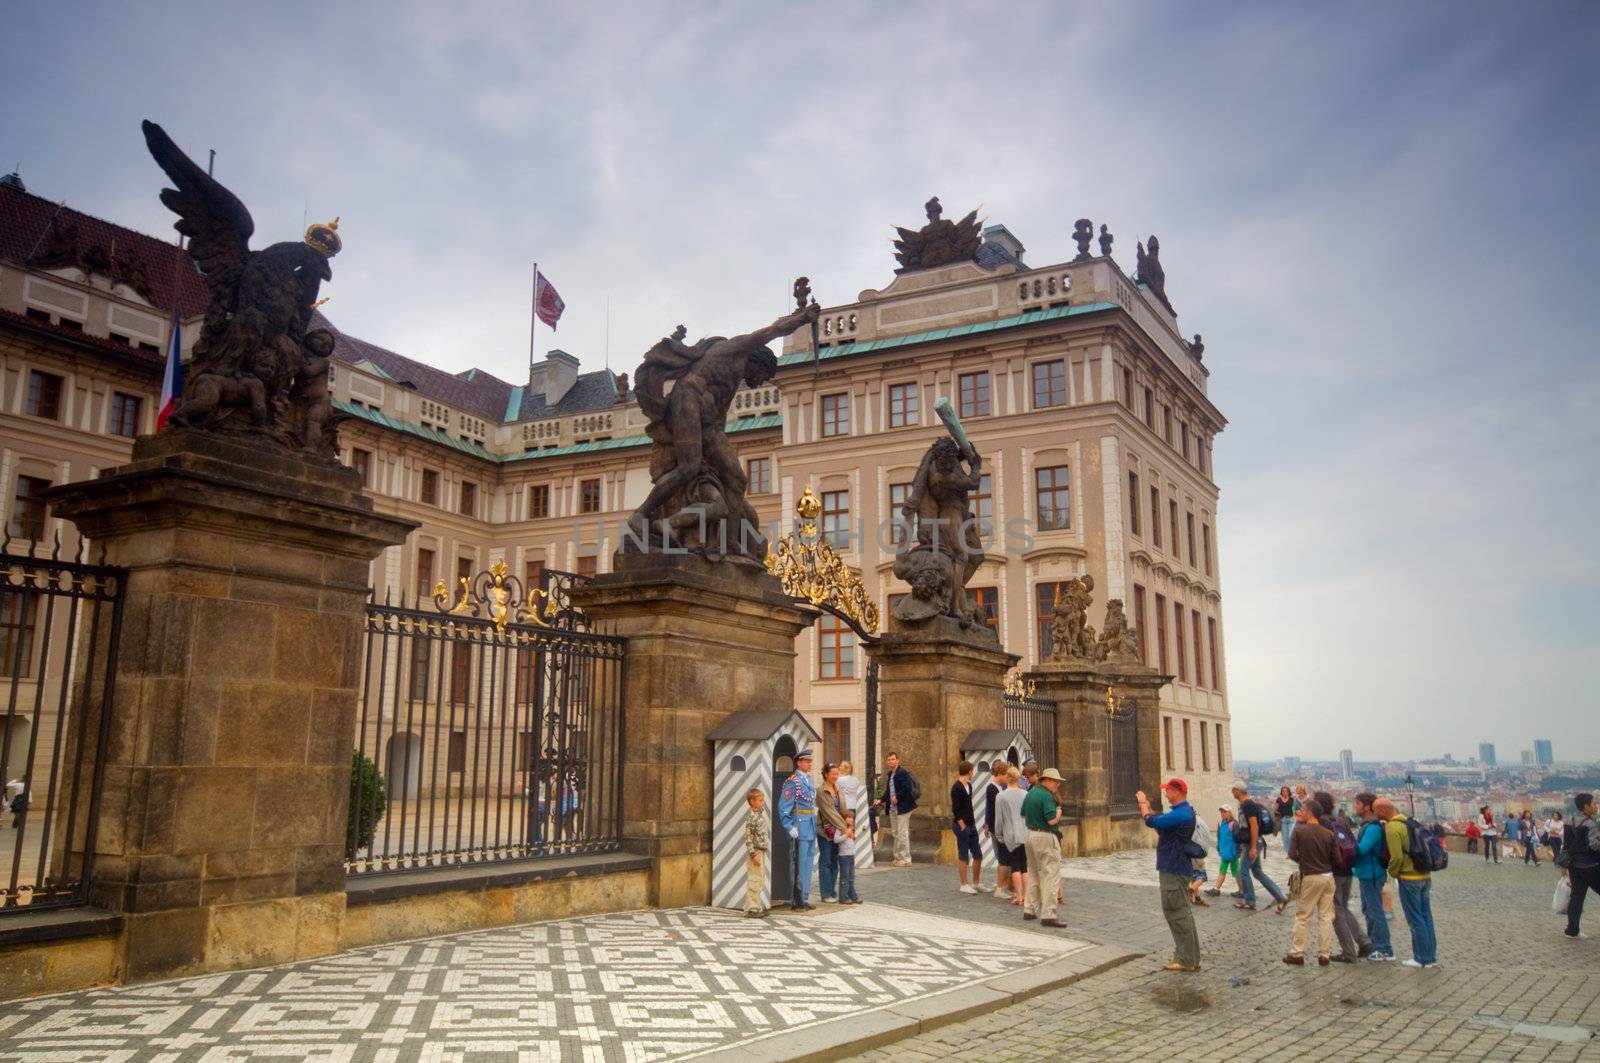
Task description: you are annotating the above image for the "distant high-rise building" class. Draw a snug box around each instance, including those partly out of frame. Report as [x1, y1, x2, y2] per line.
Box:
[1534, 739, 1554, 766]
[1521, 749, 1535, 766]
[1340, 749, 1354, 780]
[1479, 742, 1496, 767]
[1283, 756, 1302, 773]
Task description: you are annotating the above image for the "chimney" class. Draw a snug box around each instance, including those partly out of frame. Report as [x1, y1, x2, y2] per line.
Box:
[541, 349, 580, 405]
[981, 224, 1026, 267]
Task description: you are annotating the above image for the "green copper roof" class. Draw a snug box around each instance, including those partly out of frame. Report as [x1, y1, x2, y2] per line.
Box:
[776, 300, 1116, 368]
[334, 400, 780, 464]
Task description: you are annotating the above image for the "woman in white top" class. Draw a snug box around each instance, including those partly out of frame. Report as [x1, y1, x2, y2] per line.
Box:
[1546, 812, 1565, 864]
[837, 761, 867, 841]
[1476, 805, 1500, 864]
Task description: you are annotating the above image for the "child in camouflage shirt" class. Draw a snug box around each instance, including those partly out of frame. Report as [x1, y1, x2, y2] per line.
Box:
[745, 787, 771, 917]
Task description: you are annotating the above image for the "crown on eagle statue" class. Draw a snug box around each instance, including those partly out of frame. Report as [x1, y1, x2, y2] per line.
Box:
[304, 216, 342, 258]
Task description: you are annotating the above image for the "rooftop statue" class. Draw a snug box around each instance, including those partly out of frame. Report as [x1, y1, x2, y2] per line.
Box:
[624, 288, 819, 566]
[1096, 598, 1143, 662]
[143, 119, 342, 456]
[890, 398, 989, 633]
[1098, 223, 1114, 257]
[1135, 234, 1174, 316]
[1072, 219, 1094, 260]
[892, 196, 983, 272]
[1048, 575, 1102, 662]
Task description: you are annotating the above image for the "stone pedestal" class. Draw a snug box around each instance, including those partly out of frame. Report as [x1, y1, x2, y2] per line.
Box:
[875, 621, 1017, 862]
[46, 430, 414, 982]
[1028, 655, 1169, 856]
[568, 555, 815, 907]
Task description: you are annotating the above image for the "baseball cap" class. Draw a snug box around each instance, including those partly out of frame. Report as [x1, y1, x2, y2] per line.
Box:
[1218, 803, 1233, 813]
[1163, 778, 1188, 796]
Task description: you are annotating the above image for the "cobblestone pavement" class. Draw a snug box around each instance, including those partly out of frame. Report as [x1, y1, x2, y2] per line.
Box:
[845, 852, 1599, 1062]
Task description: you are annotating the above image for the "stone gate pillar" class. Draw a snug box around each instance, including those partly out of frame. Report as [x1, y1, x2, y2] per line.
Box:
[874, 623, 1017, 862]
[47, 430, 414, 982]
[568, 555, 815, 907]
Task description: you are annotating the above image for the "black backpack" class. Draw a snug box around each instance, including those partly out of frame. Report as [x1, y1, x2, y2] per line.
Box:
[1403, 817, 1448, 873]
[905, 771, 921, 804]
[1326, 819, 1358, 874]
[1255, 802, 1277, 837]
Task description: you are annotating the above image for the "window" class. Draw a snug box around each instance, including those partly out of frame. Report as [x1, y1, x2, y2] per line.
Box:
[350, 447, 372, 487]
[1128, 472, 1141, 536]
[415, 548, 436, 601]
[1202, 524, 1213, 576]
[1154, 593, 1169, 674]
[888, 382, 919, 428]
[959, 371, 991, 418]
[747, 457, 772, 495]
[1216, 723, 1227, 770]
[408, 635, 432, 701]
[970, 586, 999, 633]
[1169, 500, 1180, 556]
[459, 480, 478, 516]
[447, 731, 467, 772]
[450, 641, 472, 704]
[1183, 513, 1195, 567]
[1163, 717, 1174, 771]
[822, 490, 851, 550]
[1035, 582, 1067, 658]
[26, 371, 63, 420]
[1149, 486, 1162, 547]
[525, 559, 545, 594]
[1034, 465, 1070, 531]
[823, 717, 852, 766]
[421, 469, 440, 506]
[24, 307, 48, 323]
[529, 483, 550, 518]
[1181, 422, 1190, 461]
[1121, 367, 1133, 410]
[110, 392, 141, 438]
[1208, 617, 1222, 692]
[1183, 719, 1193, 772]
[579, 478, 601, 513]
[821, 393, 850, 437]
[1143, 387, 1154, 428]
[457, 556, 474, 582]
[818, 613, 855, 679]
[1163, 406, 1173, 444]
[889, 482, 911, 548]
[516, 731, 535, 772]
[576, 555, 597, 578]
[57, 318, 82, 333]
[1200, 721, 1210, 771]
[1132, 584, 1148, 666]
[1173, 600, 1187, 683]
[0, 590, 38, 678]
[973, 474, 993, 536]
[9, 475, 50, 541]
[1032, 360, 1066, 409]
[1192, 610, 1206, 688]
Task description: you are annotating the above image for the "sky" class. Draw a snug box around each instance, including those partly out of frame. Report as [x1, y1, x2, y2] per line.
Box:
[5, 2, 1597, 762]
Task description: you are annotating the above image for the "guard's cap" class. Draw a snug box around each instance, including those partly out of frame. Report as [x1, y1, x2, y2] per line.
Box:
[796, 748, 814, 760]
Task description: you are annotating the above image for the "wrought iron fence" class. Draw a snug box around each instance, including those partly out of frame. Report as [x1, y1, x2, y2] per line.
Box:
[1003, 690, 1057, 764]
[346, 567, 625, 875]
[0, 533, 123, 913]
[1109, 701, 1140, 817]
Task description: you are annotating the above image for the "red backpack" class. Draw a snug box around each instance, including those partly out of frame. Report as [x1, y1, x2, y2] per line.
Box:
[1326, 818, 1358, 873]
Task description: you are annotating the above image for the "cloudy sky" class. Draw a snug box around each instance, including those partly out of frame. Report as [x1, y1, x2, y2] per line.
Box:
[7, 2, 1596, 761]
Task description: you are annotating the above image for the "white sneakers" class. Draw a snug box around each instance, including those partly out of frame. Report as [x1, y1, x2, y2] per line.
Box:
[1400, 959, 1440, 969]
[974, 884, 994, 893]
[995, 888, 1015, 900]
[959, 884, 978, 895]
[821, 896, 838, 904]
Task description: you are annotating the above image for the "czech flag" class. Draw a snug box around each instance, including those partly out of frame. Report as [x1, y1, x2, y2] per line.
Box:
[156, 307, 182, 431]
[534, 268, 565, 330]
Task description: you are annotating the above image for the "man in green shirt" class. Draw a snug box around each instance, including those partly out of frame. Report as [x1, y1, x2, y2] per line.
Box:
[1376, 798, 1436, 967]
[1022, 768, 1067, 928]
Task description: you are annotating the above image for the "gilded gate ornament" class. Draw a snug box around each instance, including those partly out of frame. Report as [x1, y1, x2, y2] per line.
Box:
[432, 558, 558, 632]
[765, 488, 879, 636]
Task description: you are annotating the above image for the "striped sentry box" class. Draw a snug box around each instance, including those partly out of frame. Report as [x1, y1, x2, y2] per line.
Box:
[709, 710, 820, 911]
[961, 730, 1034, 875]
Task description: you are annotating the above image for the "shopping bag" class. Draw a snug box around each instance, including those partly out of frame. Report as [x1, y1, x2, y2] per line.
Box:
[1553, 876, 1571, 916]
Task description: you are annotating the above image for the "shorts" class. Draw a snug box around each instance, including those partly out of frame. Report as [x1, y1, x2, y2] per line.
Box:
[1007, 843, 1029, 873]
[1190, 862, 1207, 883]
[953, 824, 980, 862]
[1217, 857, 1240, 877]
[993, 840, 1012, 866]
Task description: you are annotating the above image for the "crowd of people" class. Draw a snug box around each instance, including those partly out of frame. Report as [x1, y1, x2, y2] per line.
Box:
[1465, 806, 1569, 865]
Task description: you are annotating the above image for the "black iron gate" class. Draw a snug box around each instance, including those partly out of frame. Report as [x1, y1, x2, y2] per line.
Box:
[0, 534, 123, 913]
[1003, 688, 1057, 762]
[1109, 699, 1140, 817]
[346, 565, 625, 875]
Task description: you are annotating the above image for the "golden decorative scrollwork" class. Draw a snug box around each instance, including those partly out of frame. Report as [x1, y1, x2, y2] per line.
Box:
[765, 488, 879, 636]
[1106, 684, 1136, 719]
[433, 558, 557, 632]
[1003, 670, 1036, 697]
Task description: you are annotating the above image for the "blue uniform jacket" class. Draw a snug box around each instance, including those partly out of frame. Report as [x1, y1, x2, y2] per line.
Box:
[779, 772, 817, 839]
[1144, 800, 1197, 876]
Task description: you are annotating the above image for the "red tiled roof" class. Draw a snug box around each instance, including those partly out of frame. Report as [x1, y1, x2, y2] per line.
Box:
[0, 307, 163, 368]
[312, 310, 517, 424]
[0, 182, 209, 317]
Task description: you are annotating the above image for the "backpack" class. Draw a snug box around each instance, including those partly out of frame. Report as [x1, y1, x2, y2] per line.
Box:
[1255, 801, 1277, 837]
[1403, 817, 1448, 873]
[1184, 815, 1211, 859]
[905, 771, 921, 804]
[1556, 823, 1577, 869]
[1363, 820, 1390, 867]
[1326, 818, 1358, 874]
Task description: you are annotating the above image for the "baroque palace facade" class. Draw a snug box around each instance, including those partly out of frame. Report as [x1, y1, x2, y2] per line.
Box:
[0, 174, 1234, 813]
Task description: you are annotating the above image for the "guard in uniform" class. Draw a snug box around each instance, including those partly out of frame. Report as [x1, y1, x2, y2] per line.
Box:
[779, 748, 818, 910]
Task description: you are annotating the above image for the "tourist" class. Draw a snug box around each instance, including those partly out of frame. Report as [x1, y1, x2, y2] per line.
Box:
[1207, 804, 1240, 898]
[1276, 785, 1297, 857]
[950, 761, 983, 895]
[1565, 793, 1599, 940]
[1377, 797, 1437, 967]
[1313, 791, 1370, 962]
[743, 787, 770, 918]
[1020, 759, 1037, 790]
[818, 763, 846, 903]
[837, 760, 864, 834]
[837, 809, 862, 905]
[1521, 812, 1540, 866]
[1505, 810, 1522, 861]
[1545, 811, 1565, 865]
[1464, 819, 1480, 855]
[995, 766, 1029, 908]
[983, 758, 1013, 898]
[1022, 768, 1066, 928]
[874, 751, 918, 867]
[779, 748, 819, 910]
[1352, 792, 1393, 961]
[1137, 779, 1202, 972]
[1284, 800, 1337, 966]
[1477, 806, 1499, 864]
[1231, 782, 1288, 913]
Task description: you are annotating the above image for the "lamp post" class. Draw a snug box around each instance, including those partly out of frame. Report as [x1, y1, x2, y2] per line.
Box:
[1406, 774, 1416, 818]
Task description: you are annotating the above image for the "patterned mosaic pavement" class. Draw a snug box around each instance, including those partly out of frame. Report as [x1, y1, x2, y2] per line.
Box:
[0, 905, 1084, 1062]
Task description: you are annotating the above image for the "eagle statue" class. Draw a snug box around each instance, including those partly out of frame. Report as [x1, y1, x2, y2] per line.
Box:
[892, 196, 983, 272]
[142, 119, 341, 455]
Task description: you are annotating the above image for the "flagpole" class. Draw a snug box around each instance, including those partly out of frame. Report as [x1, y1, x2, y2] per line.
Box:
[530, 261, 538, 380]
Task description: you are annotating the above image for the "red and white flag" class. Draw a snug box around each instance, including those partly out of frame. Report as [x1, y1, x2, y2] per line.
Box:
[156, 307, 183, 430]
[533, 268, 565, 330]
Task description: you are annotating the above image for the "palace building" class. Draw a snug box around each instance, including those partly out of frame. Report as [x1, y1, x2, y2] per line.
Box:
[0, 174, 1234, 814]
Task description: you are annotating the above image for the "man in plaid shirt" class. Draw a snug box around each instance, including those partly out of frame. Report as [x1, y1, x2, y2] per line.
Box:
[745, 787, 771, 917]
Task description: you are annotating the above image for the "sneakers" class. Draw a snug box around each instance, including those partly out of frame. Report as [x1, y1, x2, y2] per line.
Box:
[1203, 888, 1222, 897]
[975, 884, 994, 893]
[1366, 952, 1394, 963]
[821, 896, 838, 904]
[1564, 930, 1588, 939]
[959, 885, 978, 895]
[1400, 958, 1439, 969]
[995, 888, 1015, 900]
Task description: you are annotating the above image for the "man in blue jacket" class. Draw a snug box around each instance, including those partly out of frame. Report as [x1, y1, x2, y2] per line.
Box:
[1137, 778, 1201, 973]
[874, 751, 919, 866]
[1351, 792, 1393, 961]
